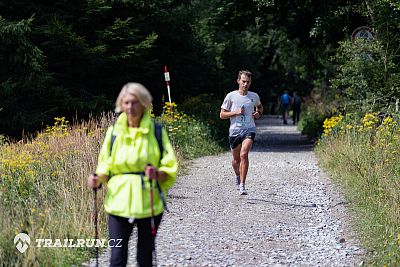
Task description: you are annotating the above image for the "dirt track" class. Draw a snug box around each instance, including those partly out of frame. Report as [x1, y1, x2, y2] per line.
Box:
[86, 115, 365, 267]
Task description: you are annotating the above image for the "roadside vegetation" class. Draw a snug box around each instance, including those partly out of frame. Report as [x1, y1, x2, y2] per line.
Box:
[299, 26, 400, 266]
[0, 103, 223, 266]
[316, 112, 400, 266]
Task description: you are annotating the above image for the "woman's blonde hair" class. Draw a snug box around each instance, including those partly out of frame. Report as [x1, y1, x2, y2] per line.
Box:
[115, 82, 153, 113]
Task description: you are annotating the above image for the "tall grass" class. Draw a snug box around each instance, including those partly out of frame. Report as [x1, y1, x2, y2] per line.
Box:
[316, 112, 400, 266]
[0, 104, 222, 266]
[0, 116, 109, 266]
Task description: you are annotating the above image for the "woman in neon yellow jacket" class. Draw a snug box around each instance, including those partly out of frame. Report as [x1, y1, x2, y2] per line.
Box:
[87, 82, 178, 267]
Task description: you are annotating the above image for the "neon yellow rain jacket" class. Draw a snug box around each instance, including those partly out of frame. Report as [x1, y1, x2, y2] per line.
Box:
[96, 111, 178, 219]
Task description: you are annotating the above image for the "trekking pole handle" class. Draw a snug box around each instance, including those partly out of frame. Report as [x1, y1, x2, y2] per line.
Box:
[92, 178, 99, 267]
[93, 187, 98, 240]
[145, 164, 157, 179]
[91, 173, 102, 189]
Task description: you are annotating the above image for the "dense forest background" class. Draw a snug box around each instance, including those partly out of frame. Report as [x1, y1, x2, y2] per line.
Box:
[1, 0, 400, 137]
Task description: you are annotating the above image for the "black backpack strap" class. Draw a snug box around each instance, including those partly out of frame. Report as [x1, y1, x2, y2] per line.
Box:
[153, 121, 169, 212]
[108, 126, 116, 177]
[109, 114, 118, 157]
[154, 122, 163, 160]
[108, 115, 118, 177]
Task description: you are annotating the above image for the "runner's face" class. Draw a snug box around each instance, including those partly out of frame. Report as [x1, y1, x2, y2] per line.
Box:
[237, 74, 251, 91]
[121, 94, 144, 117]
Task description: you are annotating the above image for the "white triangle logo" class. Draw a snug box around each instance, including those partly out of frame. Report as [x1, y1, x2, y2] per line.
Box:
[14, 233, 30, 253]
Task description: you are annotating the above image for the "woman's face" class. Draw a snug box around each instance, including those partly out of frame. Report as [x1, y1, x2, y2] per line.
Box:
[121, 93, 145, 117]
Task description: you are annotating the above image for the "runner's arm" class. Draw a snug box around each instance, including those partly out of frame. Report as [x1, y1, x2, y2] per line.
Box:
[220, 108, 241, 119]
[256, 103, 263, 115]
[253, 104, 263, 118]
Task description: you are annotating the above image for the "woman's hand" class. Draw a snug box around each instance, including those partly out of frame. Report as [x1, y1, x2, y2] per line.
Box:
[87, 174, 99, 189]
[145, 164, 167, 181]
[87, 173, 108, 189]
[145, 164, 158, 179]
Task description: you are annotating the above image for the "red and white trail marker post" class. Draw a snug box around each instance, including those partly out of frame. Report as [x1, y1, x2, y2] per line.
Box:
[163, 65, 174, 116]
[164, 65, 172, 105]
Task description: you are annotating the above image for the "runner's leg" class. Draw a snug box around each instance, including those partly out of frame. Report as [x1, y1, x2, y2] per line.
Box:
[231, 144, 241, 177]
[239, 138, 254, 185]
[297, 108, 301, 123]
[292, 109, 296, 124]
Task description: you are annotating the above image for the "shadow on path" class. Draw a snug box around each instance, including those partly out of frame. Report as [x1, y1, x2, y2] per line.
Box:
[253, 115, 314, 153]
[247, 198, 318, 208]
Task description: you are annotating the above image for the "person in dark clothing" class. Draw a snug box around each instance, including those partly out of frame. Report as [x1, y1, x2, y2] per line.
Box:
[280, 90, 291, 124]
[291, 91, 302, 125]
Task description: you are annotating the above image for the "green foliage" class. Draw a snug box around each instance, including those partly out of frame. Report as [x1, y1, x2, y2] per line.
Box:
[0, 0, 367, 138]
[0, 1, 165, 137]
[180, 94, 229, 145]
[331, 39, 400, 104]
[0, 16, 56, 137]
[0, 134, 9, 146]
[383, 0, 400, 10]
[0, 16, 45, 77]
[158, 102, 223, 159]
[0, 0, 398, 142]
[298, 106, 329, 139]
[253, 0, 274, 8]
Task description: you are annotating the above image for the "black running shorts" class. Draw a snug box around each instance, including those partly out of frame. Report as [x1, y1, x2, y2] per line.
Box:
[228, 132, 256, 149]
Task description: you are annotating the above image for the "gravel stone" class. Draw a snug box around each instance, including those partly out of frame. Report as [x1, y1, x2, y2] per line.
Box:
[84, 115, 365, 267]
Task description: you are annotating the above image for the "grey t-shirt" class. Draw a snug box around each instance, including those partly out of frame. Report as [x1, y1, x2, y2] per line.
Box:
[221, 90, 261, 136]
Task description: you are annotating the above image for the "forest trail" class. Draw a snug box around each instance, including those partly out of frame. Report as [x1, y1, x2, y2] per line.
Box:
[86, 115, 365, 267]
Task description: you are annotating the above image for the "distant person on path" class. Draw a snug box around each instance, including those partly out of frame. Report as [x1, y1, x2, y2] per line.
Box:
[220, 70, 263, 195]
[291, 91, 302, 125]
[87, 83, 178, 267]
[280, 90, 291, 124]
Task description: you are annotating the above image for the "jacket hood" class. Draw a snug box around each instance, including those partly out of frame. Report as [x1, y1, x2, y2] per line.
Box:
[113, 111, 151, 135]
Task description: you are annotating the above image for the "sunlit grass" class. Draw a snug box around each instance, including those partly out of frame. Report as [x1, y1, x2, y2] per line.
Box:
[316, 112, 400, 266]
[0, 115, 109, 266]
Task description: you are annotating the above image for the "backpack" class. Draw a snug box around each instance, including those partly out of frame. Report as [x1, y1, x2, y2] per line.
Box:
[293, 95, 301, 106]
[281, 94, 290, 105]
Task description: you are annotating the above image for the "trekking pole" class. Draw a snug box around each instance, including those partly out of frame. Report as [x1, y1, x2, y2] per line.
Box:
[149, 178, 157, 266]
[93, 184, 99, 267]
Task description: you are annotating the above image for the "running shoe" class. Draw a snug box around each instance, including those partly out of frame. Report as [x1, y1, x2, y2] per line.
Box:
[239, 184, 247, 195]
[235, 175, 240, 190]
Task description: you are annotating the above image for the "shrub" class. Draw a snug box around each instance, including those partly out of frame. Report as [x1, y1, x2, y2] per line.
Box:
[180, 94, 230, 146]
[316, 112, 400, 266]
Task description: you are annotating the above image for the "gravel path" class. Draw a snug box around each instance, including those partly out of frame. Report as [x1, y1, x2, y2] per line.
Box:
[85, 115, 365, 267]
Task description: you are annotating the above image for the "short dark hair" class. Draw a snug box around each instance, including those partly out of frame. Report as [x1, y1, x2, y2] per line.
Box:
[237, 70, 252, 80]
